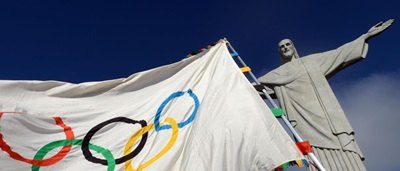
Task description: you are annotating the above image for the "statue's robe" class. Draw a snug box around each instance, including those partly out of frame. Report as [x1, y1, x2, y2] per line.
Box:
[259, 35, 368, 171]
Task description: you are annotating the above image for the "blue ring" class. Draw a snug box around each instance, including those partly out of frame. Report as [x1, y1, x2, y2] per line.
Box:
[154, 89, 200, 131]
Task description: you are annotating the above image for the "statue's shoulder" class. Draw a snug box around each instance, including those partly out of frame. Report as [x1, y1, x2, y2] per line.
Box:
[271, 59, 303, 74]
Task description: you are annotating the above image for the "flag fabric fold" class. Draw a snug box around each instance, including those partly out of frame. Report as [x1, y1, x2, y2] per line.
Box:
[0, 40, 303, 171]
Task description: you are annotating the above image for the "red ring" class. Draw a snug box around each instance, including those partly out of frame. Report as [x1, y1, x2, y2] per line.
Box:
[0, 112, 75, 166]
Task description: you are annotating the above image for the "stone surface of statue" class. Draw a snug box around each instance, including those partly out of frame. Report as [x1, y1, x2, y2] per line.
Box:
[258, 19, 393, 171]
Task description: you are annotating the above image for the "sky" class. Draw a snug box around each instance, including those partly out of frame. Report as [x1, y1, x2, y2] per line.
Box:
[0, 0, 399, 170]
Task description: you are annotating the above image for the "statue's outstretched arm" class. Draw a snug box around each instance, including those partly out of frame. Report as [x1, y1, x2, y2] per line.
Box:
[366, 19, 394, 41]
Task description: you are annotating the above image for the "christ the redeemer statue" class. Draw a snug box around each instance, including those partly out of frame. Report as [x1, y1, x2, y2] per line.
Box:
[258, 19, 393, 171]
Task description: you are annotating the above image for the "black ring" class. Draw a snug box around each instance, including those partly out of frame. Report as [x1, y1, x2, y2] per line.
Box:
[81, 117, 148, 165]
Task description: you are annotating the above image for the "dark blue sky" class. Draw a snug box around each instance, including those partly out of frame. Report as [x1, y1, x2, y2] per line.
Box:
[0, 1, 398, 83]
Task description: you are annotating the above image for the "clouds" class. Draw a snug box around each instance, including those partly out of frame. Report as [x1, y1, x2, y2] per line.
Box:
[335, 71, 400, 171]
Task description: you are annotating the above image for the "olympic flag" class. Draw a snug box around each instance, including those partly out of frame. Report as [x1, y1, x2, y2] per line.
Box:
[0, 40, 303, 171]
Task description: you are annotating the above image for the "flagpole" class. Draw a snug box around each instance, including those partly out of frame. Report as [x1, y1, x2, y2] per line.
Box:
[224, 38, 326, 171]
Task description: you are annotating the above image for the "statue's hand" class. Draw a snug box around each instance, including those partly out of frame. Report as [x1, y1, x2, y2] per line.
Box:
[366, 19, 394, 40]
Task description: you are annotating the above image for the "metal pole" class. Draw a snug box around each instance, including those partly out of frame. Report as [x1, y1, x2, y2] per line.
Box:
[224, 38, 326, 171]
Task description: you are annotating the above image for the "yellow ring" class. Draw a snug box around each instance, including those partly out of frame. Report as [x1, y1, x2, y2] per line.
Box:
[124, 117, 178, 171]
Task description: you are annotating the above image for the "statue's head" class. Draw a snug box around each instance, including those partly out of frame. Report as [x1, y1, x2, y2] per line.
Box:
[278, 39, 299, 64]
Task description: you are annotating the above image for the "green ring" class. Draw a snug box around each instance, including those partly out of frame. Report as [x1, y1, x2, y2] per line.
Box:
[31, 139, 115, 171]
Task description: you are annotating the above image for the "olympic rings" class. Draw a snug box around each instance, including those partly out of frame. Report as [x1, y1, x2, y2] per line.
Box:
[124, 117, 178, 171]
[1, 89, 200, 170]
[81, 117, 148, 165]
[0, 112, 75, 166]
[154, 89, 199, 131]
[31, 139, 115, 171]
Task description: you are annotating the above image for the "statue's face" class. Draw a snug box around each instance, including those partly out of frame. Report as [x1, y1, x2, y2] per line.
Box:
[278, 39, 295, 61]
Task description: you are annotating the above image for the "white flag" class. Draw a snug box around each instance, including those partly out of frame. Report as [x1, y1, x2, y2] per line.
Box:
[0, 40, 303, 171]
